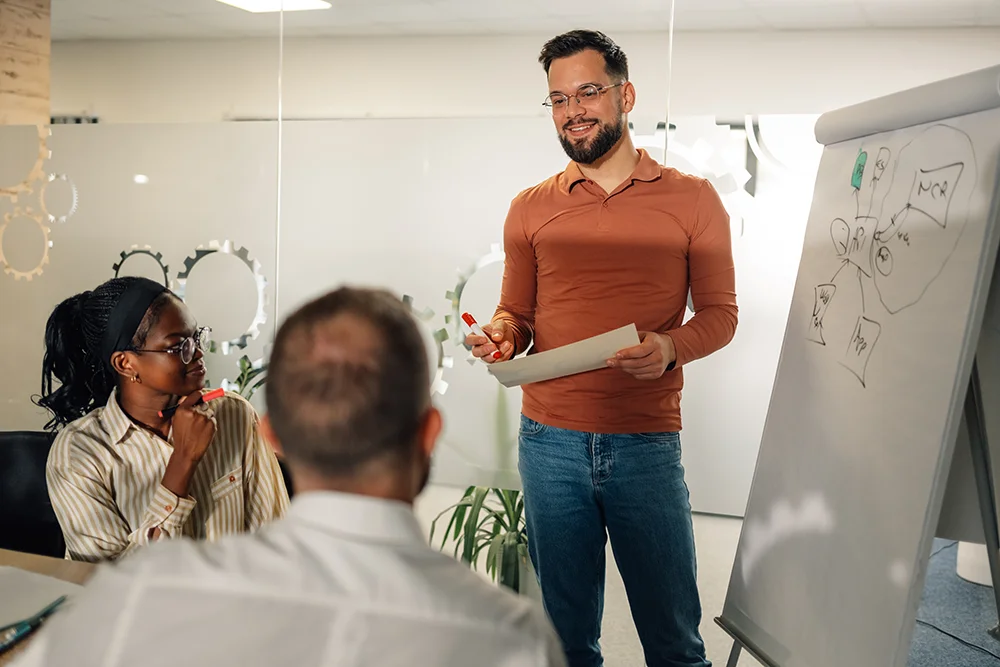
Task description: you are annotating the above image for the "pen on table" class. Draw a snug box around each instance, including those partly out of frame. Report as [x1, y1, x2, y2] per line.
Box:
[0, 595, 67, 654]
[158, 387, 225, 419]
[462, 313, 503, 360]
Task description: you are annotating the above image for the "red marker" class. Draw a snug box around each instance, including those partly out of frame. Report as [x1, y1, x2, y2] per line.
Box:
[462, 312, 503, 360]
[158, 387, 225, 419]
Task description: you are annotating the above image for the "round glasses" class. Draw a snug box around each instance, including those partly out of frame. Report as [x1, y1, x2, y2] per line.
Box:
[542, 82, 625, 114]
[133, 326, 212, 365]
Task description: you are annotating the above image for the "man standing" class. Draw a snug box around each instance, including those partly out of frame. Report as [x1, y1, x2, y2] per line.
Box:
[467, 30, 737, 667]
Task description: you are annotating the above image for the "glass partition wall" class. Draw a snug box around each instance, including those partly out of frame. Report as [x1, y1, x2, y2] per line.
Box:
[0, 1, 825, 517]
[0, 5, 284, 431]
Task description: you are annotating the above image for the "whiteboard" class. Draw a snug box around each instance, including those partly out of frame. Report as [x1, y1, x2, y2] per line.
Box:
[719, 66, 1000, 667]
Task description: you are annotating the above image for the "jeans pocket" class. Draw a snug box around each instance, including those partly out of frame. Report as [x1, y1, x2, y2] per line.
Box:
[635, 431, 681, 446]
[519, 414, 548, 436]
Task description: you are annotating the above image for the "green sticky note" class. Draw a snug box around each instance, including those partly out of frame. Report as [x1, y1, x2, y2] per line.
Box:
[851, 151, 868, 189]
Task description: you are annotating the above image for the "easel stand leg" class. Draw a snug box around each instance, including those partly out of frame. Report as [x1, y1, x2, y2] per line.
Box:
[964, 359, 1000, 639]
[726, 641, 742, 667]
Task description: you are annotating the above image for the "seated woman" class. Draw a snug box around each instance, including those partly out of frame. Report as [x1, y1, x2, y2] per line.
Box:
[36, 276, 289, 562]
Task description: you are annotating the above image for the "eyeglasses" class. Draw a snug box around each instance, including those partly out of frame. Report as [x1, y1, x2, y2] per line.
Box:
[542, 82, 625, 113]
[133, 327, 212, 365]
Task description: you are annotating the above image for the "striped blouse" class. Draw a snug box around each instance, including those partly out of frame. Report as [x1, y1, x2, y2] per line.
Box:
[46, 389, 289, 563]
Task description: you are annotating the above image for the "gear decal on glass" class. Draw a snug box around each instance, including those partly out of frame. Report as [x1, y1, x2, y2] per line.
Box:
[0, 125, 51, 204]
[632, 117, 754, 236]
[175, 240, 268, 355]
[445, 243, 505, 364]
[40, 173, 79, 224]
[402, 294, 452, 396]
[112, 245, 171, 288]
[0, 207, 51, 281]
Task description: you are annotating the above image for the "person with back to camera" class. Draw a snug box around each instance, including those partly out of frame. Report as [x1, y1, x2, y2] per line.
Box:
[13, 286, 565, 667]
[467, 30, 738, 667]
[35, 276, 288, 563]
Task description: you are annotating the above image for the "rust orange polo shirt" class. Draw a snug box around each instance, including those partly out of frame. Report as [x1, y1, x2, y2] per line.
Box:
[492, 149, 738, 434]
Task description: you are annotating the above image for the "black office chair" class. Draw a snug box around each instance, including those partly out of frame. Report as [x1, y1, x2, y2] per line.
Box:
[0, 431, 66, 558]
[278, 458, 294, 499]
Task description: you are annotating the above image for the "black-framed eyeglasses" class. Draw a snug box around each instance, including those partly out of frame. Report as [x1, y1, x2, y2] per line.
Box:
[133, 326, 212, 365]
[542, 82, 626, 113]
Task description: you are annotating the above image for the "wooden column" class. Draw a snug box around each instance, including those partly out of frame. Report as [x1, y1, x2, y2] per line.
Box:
[0, 0, 50, 125]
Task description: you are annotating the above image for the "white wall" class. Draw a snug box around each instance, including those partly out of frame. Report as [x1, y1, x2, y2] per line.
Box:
[51, 29, 1000, 125]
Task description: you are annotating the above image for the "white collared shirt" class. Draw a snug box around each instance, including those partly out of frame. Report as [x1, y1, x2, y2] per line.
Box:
[14, 491, 566, 667]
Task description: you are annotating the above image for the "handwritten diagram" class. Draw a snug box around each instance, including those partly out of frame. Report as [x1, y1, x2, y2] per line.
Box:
[807, 124, 977, 387]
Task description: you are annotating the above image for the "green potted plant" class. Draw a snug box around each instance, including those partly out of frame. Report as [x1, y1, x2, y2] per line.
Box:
[228, 354, 267, 401]
[429, 486, 536, 596]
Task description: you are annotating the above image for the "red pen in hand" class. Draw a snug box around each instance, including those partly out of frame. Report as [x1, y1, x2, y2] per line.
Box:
[158, 387, 225, 419]
[462, 313, 503, 360]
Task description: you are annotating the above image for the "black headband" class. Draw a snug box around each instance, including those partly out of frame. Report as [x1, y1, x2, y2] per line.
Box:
[101, 278, 168, 366]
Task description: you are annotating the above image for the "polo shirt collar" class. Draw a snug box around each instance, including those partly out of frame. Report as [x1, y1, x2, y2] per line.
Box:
[558, 148, 662, 195]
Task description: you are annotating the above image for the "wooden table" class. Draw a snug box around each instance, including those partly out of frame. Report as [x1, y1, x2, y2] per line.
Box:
[0, 549, 95, 665]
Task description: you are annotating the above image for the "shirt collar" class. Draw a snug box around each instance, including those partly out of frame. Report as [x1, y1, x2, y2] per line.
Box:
[285, 490, 427, 547]
[99, 388, 134, 444]
[558, 148, 662, 194]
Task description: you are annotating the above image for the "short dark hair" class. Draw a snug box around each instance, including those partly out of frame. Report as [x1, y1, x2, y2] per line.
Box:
[538, 30, 628, 82]
[265, 287, 429, 478]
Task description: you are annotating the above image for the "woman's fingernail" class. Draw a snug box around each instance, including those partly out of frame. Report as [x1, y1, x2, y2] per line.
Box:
[493, 351, 502, 359]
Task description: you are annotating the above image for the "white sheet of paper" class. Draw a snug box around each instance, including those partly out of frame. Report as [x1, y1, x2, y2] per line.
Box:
[487, 323, 640, 388]
[0, 566, 81, 628]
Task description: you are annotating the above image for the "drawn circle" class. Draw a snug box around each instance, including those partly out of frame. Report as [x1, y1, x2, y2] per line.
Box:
[0, 207, 51, 281]
[174, 240, 267, 355]
[113, 246, 170, 287]
[830, 218, 850, 257]
[875, 246, 893, 277]
[40, 174, 79, 223]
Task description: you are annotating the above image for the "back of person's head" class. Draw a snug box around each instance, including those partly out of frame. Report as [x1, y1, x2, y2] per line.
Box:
[35, 277, 175, 430]
[264, 286, 440, 499]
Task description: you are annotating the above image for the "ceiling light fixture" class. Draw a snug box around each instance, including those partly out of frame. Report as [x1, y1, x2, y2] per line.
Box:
[216, 0, 331, 13]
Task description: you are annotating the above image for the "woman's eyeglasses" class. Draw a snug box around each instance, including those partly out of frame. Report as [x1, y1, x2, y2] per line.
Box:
[133, 327, 212, 365]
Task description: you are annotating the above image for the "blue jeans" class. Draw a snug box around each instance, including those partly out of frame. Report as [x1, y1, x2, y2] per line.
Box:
[518, 414, 710, 667]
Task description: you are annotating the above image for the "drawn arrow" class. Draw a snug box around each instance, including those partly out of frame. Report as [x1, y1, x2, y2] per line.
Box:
[830, 258, 850, 283]
[858, 267, 866, 313]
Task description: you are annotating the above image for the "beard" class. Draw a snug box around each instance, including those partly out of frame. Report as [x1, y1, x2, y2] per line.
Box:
[558, 115, 625, 165]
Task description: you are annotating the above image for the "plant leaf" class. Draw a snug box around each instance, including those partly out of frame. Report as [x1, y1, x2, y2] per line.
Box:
[487, 533, 505, 580]
[430, 501, 471, 549]
[500, 530, 521, 592]
[461, 487, 489, 565]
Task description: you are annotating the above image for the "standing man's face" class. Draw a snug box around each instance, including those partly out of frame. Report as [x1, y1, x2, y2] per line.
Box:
[546, 49, 634, 165]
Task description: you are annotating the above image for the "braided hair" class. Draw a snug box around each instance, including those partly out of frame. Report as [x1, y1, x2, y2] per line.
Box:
[34, 277, 174, 430]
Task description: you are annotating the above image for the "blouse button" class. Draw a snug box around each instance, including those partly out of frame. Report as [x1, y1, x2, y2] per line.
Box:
[229, 475, 236, 482]
[165, 505, 173, 512]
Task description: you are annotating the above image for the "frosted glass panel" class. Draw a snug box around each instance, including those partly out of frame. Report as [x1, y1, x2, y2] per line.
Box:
[2, 113, 823, 511]
[277, 118, 568, 489]
[631, 116, 823, 516]
[0, 123, 279, 428]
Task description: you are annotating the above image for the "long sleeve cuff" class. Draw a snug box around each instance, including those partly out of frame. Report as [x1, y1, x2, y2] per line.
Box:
[665, 303, 738, 368]
[145, 484, 196, 537]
